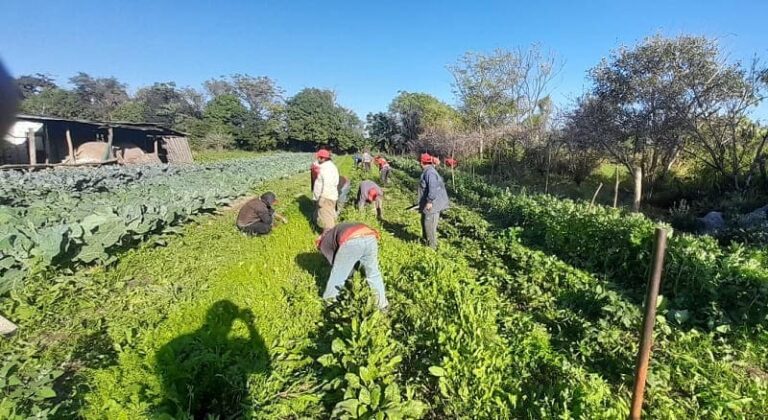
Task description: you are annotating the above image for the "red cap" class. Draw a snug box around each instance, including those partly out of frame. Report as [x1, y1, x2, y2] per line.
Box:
[367, 188, 379, 202]
[419, 153, 433, 164]
[316, 149, 331, 159]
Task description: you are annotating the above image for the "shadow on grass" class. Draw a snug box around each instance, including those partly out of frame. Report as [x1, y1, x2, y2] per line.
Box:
[297, 195, 322, 233]
[153, 300, 271, 418]
[295, 252, 332, 296]
[380, 219, 421, 243]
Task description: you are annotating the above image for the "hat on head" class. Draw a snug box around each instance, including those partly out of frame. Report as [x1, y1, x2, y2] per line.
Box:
[316, 149, 331, 159]
[419, 153, 433, 164]
[260, 192, 277, 206]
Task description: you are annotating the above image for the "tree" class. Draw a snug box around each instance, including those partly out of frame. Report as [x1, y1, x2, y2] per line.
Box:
[20, 88, 85, 118]
[366, 112, 403, 153]
[203, 94, 248, 139]
[69, 72, 129, 120]
[131, 82, 203, 128]
[15, 73, 57, 99]
[681, 58, 767, 189]
[448, 46, 560, 157]
[110, 100, 147, 122]
[389, 92, 461, 133]
[579, 35, 766, 208]
[285, 88, 363, 151]
[231, 74, 284, 118]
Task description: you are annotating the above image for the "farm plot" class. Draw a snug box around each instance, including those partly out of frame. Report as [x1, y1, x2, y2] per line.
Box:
[0, 153, 311, 293]
[1, 156, 767, 418]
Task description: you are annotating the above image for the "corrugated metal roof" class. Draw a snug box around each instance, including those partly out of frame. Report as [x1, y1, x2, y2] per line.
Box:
[15, 114, 187, 136]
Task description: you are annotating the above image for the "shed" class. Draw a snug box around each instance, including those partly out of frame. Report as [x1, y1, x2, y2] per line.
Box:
[1, 114, 194, 167]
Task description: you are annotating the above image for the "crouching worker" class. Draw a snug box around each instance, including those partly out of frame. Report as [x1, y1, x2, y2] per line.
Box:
[316, 223, 389, 310]
[357, 180, 383, 220]
[236, 192, 287, 235]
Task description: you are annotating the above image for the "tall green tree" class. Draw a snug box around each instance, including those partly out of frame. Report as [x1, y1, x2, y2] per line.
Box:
[20, 88, 85, 119]
[286, 88, 363, 151]
[366, 112, 402, 153]
[388, 91, 461, 132]
[69, 72, 129, 120]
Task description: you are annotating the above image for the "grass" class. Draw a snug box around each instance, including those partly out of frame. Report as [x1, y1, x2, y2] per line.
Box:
[4, 155, 767, 418]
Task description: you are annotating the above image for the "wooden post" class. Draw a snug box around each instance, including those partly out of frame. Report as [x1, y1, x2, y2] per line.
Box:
[103, 126, 114, 161]
[632, 167, 642, 213]
[43, 125, 52, 164]
[544, 144, 552, 194]
[589, 182, 604, 209]
[26, 128, 37, 165]
[65, 128, 75, 163]
[153, 136, 159, 158]
[630, 228, 668, 420]
[613, 165, 620, 208]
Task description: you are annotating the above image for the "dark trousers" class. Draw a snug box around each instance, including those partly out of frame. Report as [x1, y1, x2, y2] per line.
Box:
[239, 222, 272, 235]
[421, 211, 440, 248]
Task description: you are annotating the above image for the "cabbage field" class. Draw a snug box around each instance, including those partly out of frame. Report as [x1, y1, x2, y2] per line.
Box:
[1, 154, 767, 419]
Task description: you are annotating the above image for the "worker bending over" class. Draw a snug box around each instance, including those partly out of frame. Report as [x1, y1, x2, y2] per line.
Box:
[316, 223, 389, 310]
[236, 192, 287, 235]
[417, 153, 450, 248]
[357, 180, 384, 220]
[375, 156, 392, 185]
[313, 149, 339, 231]
[337, 176, 351, 216]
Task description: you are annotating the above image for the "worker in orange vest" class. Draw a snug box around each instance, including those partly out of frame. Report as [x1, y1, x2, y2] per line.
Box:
[374, 156, 392, 185]
[316, 222, 388, 309]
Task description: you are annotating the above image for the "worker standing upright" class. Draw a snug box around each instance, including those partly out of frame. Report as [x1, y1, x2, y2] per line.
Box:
[357, 180, 384, 220]
[362, 150, 373, 172]
[416, 153, 449, 249]
[316, 222, 389, 310]
[313, 149, 339, 231]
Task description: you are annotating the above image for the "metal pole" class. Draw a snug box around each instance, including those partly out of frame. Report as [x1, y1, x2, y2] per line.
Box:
[629, 227, 668, 420]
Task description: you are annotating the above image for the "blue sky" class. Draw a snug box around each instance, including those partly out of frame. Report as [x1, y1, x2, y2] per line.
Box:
[1, 0, 767, 119]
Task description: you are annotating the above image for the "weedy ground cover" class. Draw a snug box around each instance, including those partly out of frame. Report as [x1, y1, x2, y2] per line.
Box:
[1, 155, 766, 418]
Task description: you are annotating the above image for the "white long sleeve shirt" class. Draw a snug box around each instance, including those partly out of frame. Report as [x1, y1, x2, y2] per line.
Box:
[313, 160, 340, 201]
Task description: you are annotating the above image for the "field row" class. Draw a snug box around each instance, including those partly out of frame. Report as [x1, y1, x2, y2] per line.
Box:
[1, 156, 766, 418]
[0, 153, 311, 292]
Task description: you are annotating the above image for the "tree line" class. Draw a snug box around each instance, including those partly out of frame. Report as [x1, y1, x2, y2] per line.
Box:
[15, 73, 365, 152]
[365, 35, 768, 210]
[15, 33, 768, 208]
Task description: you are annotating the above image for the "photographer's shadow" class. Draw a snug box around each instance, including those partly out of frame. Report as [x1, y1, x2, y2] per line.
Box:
[153, 300, 271, 418]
